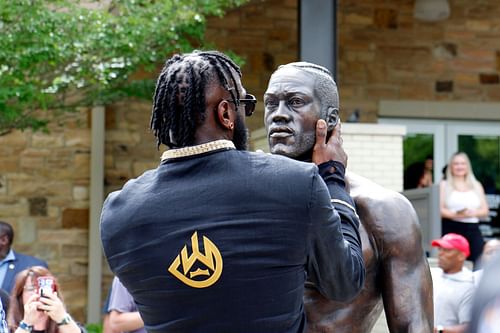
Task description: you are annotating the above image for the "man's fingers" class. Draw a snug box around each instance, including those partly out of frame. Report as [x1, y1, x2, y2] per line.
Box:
[316, 119, 327, 144]
[328, 120, 342, 144]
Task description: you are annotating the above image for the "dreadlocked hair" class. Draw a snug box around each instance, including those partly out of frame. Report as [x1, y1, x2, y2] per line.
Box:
[150, 50, 242, 149]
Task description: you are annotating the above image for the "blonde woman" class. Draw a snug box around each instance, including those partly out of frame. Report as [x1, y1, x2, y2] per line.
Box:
[440, 152, 489, 266]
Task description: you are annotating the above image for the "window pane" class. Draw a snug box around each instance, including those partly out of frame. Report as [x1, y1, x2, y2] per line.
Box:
[458, 135, 500, 194]
[403, 134, 434, 189]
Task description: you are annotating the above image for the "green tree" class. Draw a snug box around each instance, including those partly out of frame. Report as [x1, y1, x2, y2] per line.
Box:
[0, 0, 248, 135]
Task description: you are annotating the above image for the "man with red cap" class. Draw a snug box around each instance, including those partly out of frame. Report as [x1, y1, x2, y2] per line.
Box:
[431, 233, 474, 333]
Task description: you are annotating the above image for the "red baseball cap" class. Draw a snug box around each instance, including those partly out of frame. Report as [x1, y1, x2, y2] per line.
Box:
[431, 233, 470, 257]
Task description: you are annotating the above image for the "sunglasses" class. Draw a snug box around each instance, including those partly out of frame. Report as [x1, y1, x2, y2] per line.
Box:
[227, 94, 257, 117]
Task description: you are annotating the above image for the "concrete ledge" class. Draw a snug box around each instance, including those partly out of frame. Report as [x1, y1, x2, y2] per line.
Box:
[343, 123, 406, 136]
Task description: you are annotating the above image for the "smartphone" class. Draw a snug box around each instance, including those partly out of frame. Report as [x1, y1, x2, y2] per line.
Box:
[37, 276, 56, 297]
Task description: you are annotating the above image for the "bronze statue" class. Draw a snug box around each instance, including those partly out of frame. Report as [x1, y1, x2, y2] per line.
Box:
[264, 62, 433, 332]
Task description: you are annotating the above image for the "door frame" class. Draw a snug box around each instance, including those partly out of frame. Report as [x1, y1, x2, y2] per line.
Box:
[379, 118, 500, 185]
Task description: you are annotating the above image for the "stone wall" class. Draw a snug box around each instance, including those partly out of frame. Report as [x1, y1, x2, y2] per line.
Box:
[338, 0, 500, 122]
[0, 109, 91, 321]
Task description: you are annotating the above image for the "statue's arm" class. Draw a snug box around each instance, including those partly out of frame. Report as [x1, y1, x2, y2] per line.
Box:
[378, 195, 434, 333]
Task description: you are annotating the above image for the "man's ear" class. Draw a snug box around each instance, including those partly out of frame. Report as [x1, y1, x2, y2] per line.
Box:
[216, 100, 234, 131]
[326, 107, 339, 132]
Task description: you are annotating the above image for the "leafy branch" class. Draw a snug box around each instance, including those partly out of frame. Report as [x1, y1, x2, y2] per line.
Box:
[0, 0, 249, 134]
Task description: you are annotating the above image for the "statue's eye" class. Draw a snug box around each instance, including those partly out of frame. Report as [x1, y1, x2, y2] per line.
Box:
[289, 97, 304, 107]
[264, 98, 278, 109]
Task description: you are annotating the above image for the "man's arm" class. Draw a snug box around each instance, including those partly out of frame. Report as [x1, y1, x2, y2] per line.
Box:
[109, 310, 144, 332]
[434, 324, 467, 333]
[107, 277, 145, 332]
[378, 194, 434, 332]
[307, 120, 364, 302]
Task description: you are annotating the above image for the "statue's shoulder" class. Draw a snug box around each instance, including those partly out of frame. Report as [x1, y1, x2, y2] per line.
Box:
[347, 172, 421, 249]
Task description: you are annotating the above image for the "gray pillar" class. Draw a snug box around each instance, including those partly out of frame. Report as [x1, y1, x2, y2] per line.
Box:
[299, 0, 337, 79]
[87, 106, 105, 324]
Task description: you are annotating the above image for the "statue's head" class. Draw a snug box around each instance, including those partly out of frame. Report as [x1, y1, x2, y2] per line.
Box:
[264, 62, 339, 161]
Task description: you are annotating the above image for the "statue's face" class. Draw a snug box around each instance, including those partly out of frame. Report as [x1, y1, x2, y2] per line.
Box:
[264, 67, 321, 160]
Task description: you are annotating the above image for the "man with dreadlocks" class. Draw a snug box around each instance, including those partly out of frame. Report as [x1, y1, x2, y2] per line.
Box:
[264, 62, 433, 332]
[100, 50, 364, 333]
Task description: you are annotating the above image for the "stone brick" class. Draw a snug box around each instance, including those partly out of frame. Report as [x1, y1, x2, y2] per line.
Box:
[37, 243, 59, 261]
[374, 8, 397, 29]
[132, 162, 158, 177]
[73, 153, 90, 177]
[0, 157, 18, 172]
[105, 169, 132, 186]
[19, 156, 44, 172]
[460, 48, 495, 62]
[345, 10, 373, 26]
[38, 229, 88, 246]
[16, 217, 38, 244]
[73, 186, 89, 201]
[104, 105, 117, 130]
[345, 50, 375, 62]
[400, 82, 433, 99]
[264, 6, 295, 20]
[479, 73, 500, 84]
[485, 86, 500, 101]
[0, 200, 27, 217]
[69, 260, 89, 276]
[450, 58, 493, 73]
[65, 129, 91, 147]
[0, 130, 28, 148]
[366, 86, 399, 99]
[61, 244, 88, 258]
[9, 179, 71, 197]
[106, 131, 142, 145]
[62, 208, 89, 229]
[341, 62, 368, 83]
[455, 73, 478, 86]
[454, 86, 484, 100]
[32, 133, 64, 149]
[466, 19, 491, 31]
[29, 197, 47, 216]
[435, 80, 454, 93]
[432, 43, 457, 59]
[241, 16, 274, 29]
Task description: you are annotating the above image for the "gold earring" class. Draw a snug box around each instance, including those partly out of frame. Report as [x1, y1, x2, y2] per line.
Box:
[229, 123, 234, 130]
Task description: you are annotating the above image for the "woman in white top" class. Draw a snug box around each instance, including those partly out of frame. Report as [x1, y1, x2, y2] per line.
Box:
[440, 152, 489, 266]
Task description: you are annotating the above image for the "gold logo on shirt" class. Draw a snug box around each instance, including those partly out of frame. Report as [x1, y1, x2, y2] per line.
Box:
[168, 231, 223, 288]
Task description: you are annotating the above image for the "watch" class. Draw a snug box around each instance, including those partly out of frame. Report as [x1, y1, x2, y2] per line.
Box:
[56, 314, 73, 326]
[436, 325, 444, 333]
[18, 321, 33, 332]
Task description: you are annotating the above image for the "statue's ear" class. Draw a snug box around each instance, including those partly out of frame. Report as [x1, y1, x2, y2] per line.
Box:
[326, 107, 339, 133]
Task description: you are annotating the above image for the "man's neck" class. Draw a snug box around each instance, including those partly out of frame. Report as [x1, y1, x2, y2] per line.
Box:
[443, 266, 463, 274]
[295, 150, 313, 163]
[0, 248, 10, 261]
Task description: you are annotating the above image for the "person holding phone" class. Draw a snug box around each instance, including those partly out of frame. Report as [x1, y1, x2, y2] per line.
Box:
[6, 266, 84, 333]
[440, 152, 490, 267]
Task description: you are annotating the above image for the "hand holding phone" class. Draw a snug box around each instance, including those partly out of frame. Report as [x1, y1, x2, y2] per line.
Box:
[37, 276, 56, 297]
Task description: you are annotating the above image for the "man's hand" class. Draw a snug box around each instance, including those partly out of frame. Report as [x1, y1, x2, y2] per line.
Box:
[312, 119, 347, 167]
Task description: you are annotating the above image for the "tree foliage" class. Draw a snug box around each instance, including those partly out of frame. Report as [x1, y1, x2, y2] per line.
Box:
[0, 0, 249, 135]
